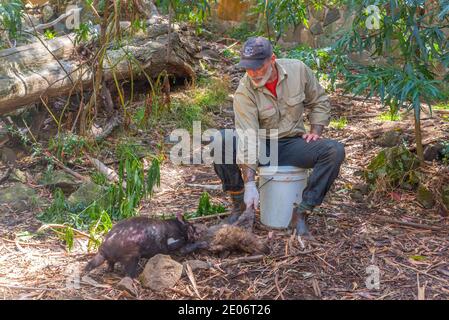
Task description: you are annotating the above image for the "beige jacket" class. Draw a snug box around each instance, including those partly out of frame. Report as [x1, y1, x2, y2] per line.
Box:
[233, 58, 331, 170]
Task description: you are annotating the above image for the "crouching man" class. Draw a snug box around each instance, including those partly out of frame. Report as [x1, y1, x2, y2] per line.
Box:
[213, 36, 345, 236]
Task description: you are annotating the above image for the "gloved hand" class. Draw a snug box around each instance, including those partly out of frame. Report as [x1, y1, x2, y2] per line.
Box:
[244, 181, 259, 210]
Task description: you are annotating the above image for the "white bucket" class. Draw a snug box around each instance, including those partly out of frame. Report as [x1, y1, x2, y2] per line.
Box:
[258, 166, 308, 229]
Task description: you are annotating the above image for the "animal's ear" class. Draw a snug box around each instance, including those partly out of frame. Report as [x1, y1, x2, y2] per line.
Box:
[176, 212, 186, 224]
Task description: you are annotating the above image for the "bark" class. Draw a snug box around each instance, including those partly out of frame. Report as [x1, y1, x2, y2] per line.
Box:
[0, 19, 198, 115]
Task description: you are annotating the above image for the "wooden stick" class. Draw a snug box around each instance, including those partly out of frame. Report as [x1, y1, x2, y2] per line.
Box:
[373, 216, 444, 232]
[37, 224, 91, 239]
[51, 155, 89, 182]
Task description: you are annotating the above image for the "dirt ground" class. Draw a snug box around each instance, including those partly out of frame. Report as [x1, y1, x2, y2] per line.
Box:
[0, 62, 448, 300]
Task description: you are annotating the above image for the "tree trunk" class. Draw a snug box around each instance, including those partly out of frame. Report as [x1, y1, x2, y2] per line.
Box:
[414, 108, 424, 164]
[0, 19, 197, 115]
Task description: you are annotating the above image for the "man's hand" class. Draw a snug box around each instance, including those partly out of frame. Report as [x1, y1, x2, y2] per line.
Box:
[244, 181, 259, 210]
[302, 124, 324, 143]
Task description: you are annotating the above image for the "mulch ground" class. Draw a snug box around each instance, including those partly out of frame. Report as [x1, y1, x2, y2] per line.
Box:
[0, 42, 448, 300]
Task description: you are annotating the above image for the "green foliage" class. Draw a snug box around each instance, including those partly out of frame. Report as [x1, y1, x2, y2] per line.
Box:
[44, 29, 56, 40]
[185, 192, 225, 219]
[333, 0, 449, 143]
[48, 133, 86, 162]
[377, 111, 402, 122]
[228, 21, 261, 41]
[155, 0, 215, 25]
[74, 21, 97, 44]
[0, 0, 24, 43]
[136, 76, 229, 131]
[364, 146, 421, 191]
[285, 45, 333, 79]
[91, 171, 108, 186]
[441, 142, 449, 165]
[329, 116, 348, 130]
[39, 145, 162, 251]
[251, 0, 345, 42]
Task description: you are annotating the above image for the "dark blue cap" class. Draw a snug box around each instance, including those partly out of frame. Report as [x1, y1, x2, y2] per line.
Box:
[236, 36, 273, 70]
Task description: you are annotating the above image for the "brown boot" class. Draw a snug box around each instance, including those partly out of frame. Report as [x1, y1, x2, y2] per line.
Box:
[226, 190, 245, 224]
[289, 202, 314, 238]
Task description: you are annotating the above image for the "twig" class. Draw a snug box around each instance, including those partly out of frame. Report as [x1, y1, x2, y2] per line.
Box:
[382, 257, 448, 284]
[0, 283, 63, 292]
[185, 263, 202, 300]
[37, 224, 91, 239]
[373, 216, 444, 232]
[274, 273, 285, 300]
[51, 156, 90, 182]
[188, 212, 231, 222]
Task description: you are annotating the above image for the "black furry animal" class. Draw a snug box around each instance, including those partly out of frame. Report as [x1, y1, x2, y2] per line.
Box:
[85, 214, 206, 278]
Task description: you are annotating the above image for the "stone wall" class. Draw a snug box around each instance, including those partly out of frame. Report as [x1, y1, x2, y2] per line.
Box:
[279, 5, 354, 48]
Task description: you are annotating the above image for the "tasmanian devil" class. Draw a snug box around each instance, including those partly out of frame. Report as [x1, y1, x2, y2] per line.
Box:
[85, 214, 207, 278]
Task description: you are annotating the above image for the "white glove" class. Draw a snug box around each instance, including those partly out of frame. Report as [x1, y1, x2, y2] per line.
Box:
[244, 181, 259, 210]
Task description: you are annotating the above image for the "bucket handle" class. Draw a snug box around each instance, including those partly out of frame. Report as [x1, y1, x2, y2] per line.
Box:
[258, 177, 274, 190]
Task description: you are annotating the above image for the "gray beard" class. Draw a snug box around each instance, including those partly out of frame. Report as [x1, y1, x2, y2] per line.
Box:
[249, 64, 273, 88]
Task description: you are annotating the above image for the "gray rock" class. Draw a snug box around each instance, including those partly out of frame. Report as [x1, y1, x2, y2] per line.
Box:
[376, 130, 403, 147]
[117, 277, 138, 296]
[38, 170, 80, 194]
[67, 182, 106, 206]
[423, 143, 444, 161]
[139, 254, 183, 291]
[323, 8, 341, 27]
[182, 260, 212, 276]
[0, 183, 38, 211]
[310, 22, 324, 36]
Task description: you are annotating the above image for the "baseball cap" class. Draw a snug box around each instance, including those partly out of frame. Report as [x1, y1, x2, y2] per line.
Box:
[236, 36, 273, 70]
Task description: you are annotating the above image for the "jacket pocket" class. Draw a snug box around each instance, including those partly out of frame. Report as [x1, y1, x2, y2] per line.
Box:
[286, 93, 305, 107]
[258, 106, 278, 129]
[285, 92, 305, 121]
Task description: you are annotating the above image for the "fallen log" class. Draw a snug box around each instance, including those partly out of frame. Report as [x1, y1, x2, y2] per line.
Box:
[0, 17, 198, 115]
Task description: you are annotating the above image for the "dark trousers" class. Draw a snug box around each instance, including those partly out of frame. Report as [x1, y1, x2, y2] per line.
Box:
[213, 129, 345, 207]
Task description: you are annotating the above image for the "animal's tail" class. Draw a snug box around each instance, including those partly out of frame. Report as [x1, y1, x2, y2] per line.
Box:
[85, 253, 105, 272]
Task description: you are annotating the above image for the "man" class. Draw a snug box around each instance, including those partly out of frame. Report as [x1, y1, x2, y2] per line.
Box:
[213, 36, 345, 236]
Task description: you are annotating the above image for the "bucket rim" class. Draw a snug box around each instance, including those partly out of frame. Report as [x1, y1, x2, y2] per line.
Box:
[258, 166, 307, 175]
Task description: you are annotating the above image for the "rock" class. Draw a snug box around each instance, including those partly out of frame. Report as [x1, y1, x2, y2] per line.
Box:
[299, 27, 315, 47]
[310, 22, 324, 36]
[42, 5, 55, 23]
[423, 143, 444, 161]
[353, 183, 370, 195]
[38, 170, 80, 194]
[182, 260, 212, 276]
[140, 254, 183, 291]
[309, 6, 325, 21]
[117, 277, 138, 296]
[350, 190, 364, 201]
[10, 169, 27, 184]
[323, 8, 341, 27]
[417, 185, 435, 209]
[0, 147, 17, 166]
[67, 182, 106, 207]
[0, 183, 37, 211]
[376, 130, 403, 147]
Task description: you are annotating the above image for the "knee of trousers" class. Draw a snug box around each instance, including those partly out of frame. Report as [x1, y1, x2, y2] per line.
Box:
[326, 140, 346, 164]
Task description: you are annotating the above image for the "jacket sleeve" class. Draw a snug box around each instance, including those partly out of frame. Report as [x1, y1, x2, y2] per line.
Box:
[302, 64, 331, 127]
[233, 90, 259, 172]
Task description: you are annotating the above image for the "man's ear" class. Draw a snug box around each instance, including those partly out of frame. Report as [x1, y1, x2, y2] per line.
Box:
[271, 53, 276, 61]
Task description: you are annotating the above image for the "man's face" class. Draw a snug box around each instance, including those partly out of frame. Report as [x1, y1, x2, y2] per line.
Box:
[245, 56, 274, 87]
